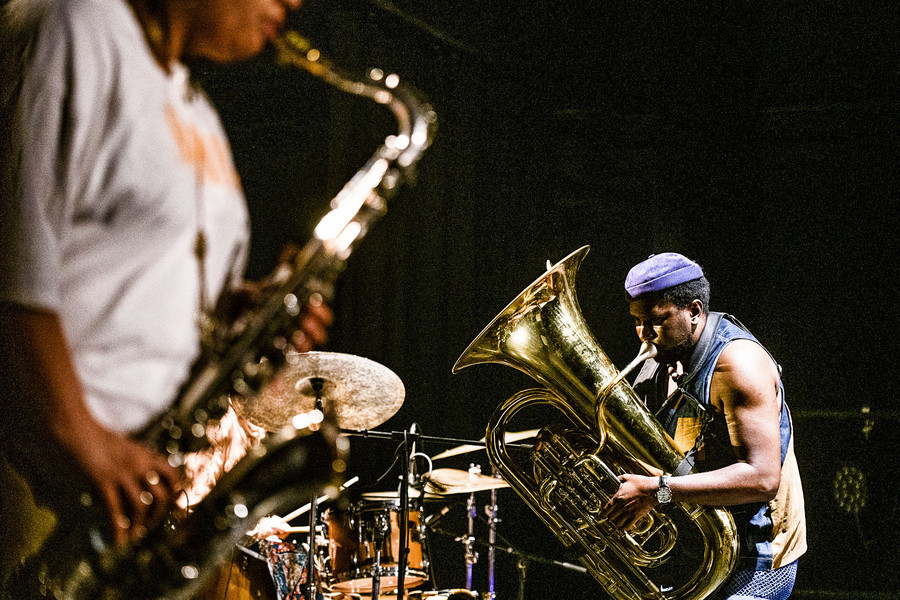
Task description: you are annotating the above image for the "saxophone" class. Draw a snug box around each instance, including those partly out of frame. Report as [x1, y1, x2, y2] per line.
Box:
[31, 33, 436, 600]
[141, 31, 437, 463]
[453, 246, 737, 600]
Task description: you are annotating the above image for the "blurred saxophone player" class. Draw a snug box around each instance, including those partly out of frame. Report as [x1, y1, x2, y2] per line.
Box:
[601, 253, 806, 600]
[0, 0, 332, 593]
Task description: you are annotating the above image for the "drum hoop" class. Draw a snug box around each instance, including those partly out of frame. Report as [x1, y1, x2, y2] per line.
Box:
[331, 566, 428, 582]
[356, 499, 423, 511]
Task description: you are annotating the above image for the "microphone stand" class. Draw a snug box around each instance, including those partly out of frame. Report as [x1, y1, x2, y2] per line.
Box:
[465, 490, 477, 590]
[396, 426, 412, 600]
[306, 378, 325, 600]
[304, 494, 318, 600]
[479, 539, 588, 600]
[428, 525, 588, 600]
[485, 467, 501, 600]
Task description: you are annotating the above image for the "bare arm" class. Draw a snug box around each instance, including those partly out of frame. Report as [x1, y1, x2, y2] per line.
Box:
[666, 339, 782, 504]
[602, 339, 782, 528]
[0, 302, 181, 544]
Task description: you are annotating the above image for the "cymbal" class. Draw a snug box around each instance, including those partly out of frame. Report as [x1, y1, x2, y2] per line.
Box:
[431, 429, 540, 460]
[423, 468, 509, 495]
[234, 352, 405, 432]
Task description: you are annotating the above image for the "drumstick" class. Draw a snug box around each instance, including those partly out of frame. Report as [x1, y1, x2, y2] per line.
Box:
[281, 476, 359, 522]
[281, 525, 325, 533]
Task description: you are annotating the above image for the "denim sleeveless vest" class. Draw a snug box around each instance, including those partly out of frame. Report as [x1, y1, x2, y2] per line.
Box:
[633, 313, 793, 570]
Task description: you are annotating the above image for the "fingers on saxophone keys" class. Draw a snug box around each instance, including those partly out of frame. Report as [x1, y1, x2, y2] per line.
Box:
[301, 318, 328, 349]
[145, 470, 160, 486]
[307, 295, 334, 324]
[115, 514, 131, 532]
[144, 466, 180, 527]
[114, 513, 147, 541]
[142, 470, 166, 507]
[121, 480, 151, 541]
[102, 486, 129, 545]
[292, 330, 310, 352]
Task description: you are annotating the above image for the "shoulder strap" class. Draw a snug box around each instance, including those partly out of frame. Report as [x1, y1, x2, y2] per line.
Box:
[669, 312, 723, 477]
[726, 313, 783, 378]
[679, 312, 723, 389]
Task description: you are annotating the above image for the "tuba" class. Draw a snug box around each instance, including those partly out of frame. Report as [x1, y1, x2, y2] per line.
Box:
[30, 33, 436, 600]
[453, 246, 737, 600]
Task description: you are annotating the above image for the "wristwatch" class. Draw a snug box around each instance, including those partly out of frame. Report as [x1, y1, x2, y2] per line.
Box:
[655, 475, 673, 505]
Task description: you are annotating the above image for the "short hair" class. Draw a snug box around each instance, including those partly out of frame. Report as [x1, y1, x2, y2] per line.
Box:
[659, 277, 710, 314]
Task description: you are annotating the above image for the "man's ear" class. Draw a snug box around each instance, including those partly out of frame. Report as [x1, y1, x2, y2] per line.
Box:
[689, 299, 704, 322]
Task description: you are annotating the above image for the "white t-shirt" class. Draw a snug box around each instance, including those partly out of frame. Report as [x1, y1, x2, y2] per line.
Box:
[0, 0, 250, 432]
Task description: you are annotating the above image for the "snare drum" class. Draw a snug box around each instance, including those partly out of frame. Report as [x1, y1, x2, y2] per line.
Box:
[326, 498, 429, 594]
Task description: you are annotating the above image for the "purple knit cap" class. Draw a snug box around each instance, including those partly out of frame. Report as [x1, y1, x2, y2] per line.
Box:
[625, 253, 704, 298]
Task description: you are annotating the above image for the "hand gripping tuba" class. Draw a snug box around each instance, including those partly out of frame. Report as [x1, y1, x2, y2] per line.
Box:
[452, 246, 737, 600]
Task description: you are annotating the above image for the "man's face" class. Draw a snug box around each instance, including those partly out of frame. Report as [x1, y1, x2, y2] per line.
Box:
[628, 296, 697, 365]
[189, 0, 302, 62]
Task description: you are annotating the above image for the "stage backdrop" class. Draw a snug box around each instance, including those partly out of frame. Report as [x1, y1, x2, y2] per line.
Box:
[196, 1, 898, 597]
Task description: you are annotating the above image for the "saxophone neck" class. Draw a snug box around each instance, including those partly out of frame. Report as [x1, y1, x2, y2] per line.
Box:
[275, 31, 436, 257]
[274, 31, 436, 161]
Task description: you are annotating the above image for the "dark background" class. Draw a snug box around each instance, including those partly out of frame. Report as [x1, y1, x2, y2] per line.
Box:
[195, 0, 898, 597]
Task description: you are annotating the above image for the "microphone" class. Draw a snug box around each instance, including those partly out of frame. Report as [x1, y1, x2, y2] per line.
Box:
[425, 504, 453, 528]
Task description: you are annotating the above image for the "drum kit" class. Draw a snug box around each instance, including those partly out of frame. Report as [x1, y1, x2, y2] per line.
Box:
[199, 352, 586, 600]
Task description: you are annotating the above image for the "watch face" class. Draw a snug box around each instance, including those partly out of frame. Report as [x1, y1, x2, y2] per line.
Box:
[657, 487, 672, 504]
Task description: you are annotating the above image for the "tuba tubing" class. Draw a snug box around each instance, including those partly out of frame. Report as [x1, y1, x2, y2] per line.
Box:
[453, 245, 738, 600]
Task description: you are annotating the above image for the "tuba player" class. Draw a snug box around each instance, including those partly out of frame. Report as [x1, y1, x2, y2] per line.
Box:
[602, 253, 806, 600]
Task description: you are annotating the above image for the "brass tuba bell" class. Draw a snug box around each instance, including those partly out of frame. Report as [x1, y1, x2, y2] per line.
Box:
[453, 246, 737, 600]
